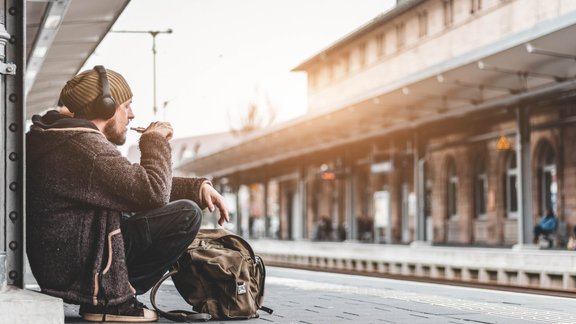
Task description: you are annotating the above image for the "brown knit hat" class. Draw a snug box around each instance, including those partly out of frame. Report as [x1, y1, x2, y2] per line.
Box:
[59, 67, 132, 118]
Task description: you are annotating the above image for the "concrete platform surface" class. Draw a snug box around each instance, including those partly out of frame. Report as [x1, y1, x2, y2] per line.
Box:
[0, 286, 63, 324]
[56, 266, 576, 324]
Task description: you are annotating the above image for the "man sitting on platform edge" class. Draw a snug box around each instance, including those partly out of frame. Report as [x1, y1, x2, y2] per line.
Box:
[533, 206, 558, 246]
[26, 65, 229, 322]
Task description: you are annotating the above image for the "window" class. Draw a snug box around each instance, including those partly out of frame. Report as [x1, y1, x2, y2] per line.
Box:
[376, 32, 386, 57]
[475, 157, 487, 218]
[309, 72, 317, 90]
[341, 52, 350, 75]
[505, 152, 518, 218]
[447, 158, 458, 218]
[320, 65, 332, 86]
[358, 42, 366, 67]
[470, 0, 482, 14]
[331, 62, 339, 81]
[539, 142, 557, 213]
[418, 11, 428, 38]
[443, 0, 454, 26]
[396, 23, 406, 49]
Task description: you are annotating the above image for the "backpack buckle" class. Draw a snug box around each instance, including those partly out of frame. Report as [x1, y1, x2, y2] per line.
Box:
[237, 282, 247, 295]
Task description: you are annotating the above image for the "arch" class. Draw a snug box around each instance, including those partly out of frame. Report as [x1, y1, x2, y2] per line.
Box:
[534, 139, 557, 216]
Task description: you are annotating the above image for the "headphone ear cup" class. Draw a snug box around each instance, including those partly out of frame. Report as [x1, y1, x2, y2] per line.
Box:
[99, 95, 116, 119]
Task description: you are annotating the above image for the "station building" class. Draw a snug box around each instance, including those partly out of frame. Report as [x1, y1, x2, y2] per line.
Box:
[175, 0, 576, 248]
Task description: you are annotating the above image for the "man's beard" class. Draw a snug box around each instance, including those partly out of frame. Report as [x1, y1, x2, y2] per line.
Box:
[103, 118, 126, 145]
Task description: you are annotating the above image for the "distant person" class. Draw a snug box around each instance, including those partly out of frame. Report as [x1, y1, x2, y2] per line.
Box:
[533, 207, 558, 245]
[358, 215, 373, 242]
[567, 225, 576, 250]
[337, 222, 347, 241]
[26, 66, 229, 322]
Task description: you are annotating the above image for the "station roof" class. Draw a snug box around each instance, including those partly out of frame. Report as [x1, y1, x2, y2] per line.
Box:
[292, 0, 425, 72]
[176, 12, 576, 179]
[26, 0, 130, 118]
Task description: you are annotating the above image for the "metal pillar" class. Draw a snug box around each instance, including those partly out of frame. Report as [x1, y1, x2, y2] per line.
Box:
[263, 180, 270, 238]
[0, 6, 6, 290]
[111, 29, 172, 117]
[414, 132, 427, 241]
[234, 184, 243, 236]
[516, 106, 533, 245]
[345, 168, 356, 241]
[3, 0, 24, 288]
[294, 170, 306, 240]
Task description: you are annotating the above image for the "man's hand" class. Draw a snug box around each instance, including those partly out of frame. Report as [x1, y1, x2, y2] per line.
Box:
[144, 121, 173, 140]
[200, 182, 229, 226]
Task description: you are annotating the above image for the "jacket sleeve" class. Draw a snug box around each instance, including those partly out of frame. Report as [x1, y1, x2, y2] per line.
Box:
[80, 132, 174, 212]
[170, 177, 210, 210]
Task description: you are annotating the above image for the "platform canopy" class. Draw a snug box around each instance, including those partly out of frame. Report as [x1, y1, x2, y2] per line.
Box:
[176, 13, 576, 179]
[25, 0, 130, 118]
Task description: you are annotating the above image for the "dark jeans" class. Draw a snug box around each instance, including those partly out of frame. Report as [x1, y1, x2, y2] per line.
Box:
[121, 199, 202, 294]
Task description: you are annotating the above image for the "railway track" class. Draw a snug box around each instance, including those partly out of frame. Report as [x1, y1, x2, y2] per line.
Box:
[269, 261, 576, 299]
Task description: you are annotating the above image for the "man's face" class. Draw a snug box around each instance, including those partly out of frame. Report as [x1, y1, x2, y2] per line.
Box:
[103, 99, 134, 145]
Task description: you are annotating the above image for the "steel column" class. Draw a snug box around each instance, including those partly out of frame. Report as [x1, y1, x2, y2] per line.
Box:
[4, 0, 24, 288]
[263, 180, 269, 238]
[516, 106, 533, 245]
[414, 134, 427, 241]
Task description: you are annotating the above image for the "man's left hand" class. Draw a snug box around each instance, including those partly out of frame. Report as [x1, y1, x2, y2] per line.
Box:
[200, 182, 230, 226]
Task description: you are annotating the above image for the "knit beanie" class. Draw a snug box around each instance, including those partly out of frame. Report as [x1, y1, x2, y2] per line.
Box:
[59, 67, 132, 119]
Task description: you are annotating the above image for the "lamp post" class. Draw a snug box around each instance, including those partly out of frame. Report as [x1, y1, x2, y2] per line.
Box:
[111, 29, 173, 117]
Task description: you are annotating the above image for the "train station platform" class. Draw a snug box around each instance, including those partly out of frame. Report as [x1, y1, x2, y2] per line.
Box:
[16, 239, 576, 323]
[55, 266, 576, 323]
[249, 239, 576, 292]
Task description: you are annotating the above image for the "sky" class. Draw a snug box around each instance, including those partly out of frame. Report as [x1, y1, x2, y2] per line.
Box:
[82, 0, 396, 146]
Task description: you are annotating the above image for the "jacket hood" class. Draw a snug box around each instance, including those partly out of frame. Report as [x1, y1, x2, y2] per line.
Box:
[30, 110, 99, 130]
[27, 110, 101, 164]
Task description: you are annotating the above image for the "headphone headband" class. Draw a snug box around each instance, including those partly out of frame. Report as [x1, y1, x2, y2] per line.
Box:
[92, 65, 116, 119]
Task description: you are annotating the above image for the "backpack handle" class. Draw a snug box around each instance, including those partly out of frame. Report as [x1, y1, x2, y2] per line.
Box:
[150, 268, 212, 322]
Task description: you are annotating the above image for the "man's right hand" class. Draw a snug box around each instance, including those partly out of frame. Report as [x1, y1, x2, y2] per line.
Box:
[144, 121, 173, 140]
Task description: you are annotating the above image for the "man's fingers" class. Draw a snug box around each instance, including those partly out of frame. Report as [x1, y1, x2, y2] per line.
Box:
[213, 197, 229, 224]
[206, 200, 215, 212]
[204, 190, 215, 212]
[201, 184, 229, 226]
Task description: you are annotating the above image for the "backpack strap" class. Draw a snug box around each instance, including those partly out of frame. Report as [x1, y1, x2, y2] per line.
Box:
[255, 255, 273, 315]
[150, 268, 212, 322]
[260, 305, 274, 314]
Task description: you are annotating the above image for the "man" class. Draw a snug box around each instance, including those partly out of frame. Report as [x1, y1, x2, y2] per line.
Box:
[26, 66, 229, 322]
[533, 206, 558, 245]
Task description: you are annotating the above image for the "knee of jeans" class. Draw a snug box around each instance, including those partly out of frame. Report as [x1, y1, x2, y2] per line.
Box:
[174, 199, 202, 232]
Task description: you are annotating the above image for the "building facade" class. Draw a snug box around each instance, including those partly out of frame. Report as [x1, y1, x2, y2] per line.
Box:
[176, 0, 576, 247]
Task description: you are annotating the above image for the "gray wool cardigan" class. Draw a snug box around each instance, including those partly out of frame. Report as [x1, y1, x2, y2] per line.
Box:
[26, 124, 208, 306]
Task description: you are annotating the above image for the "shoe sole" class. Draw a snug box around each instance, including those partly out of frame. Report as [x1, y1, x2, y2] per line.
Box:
[83, 309, 158, 322]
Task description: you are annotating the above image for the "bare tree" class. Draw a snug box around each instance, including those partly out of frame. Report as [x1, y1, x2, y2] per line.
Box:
[229, 87, 277, 136]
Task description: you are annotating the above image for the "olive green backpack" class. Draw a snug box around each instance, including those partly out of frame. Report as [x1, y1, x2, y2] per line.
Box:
[150, 228, 273, 321]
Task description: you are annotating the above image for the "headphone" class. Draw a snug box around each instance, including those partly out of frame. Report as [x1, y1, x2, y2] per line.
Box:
[92, 65, 117, 119]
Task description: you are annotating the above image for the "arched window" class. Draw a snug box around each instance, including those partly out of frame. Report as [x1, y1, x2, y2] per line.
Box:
[505, 152, 518, 219]
[475, 157, 487, 218]
[447, 158, 458, 219]
[539, 142, 557, 213]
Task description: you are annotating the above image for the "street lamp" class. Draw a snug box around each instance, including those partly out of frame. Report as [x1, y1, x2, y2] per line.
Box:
[111, 29, 173, 117]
